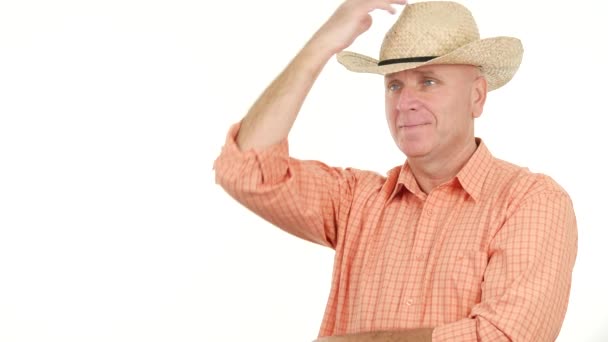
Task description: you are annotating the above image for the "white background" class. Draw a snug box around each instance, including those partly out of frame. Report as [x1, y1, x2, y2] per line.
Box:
[0, 0, 606, 341]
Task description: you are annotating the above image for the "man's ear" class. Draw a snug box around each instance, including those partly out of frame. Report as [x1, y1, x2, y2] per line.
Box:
[471, 75, 488, 118]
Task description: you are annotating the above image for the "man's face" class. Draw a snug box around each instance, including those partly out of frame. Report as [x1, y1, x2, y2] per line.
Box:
[384, 64, 487, 161]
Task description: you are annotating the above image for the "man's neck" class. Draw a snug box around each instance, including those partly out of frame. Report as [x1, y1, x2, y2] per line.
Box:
[408, 139, 479, 195]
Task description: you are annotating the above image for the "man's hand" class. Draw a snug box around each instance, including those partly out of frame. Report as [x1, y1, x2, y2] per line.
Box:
[314, 328, 433, 342]
[311, 0, 408, 55]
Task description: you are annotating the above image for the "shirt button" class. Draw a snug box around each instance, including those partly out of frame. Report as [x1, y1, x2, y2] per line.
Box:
[426, 209, 433, 216]
[406, 298, 414, 306]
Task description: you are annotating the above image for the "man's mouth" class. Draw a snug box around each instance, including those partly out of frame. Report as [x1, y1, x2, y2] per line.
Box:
[399, 123, 430, 128]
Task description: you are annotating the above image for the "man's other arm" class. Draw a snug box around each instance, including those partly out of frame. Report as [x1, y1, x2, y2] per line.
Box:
[316, 328, 433, 342]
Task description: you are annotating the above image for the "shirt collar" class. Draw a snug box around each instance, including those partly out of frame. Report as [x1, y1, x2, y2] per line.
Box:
[454, 138, 493, 202]
[385, 162, 426, 202]
[385, 138, 494, 203]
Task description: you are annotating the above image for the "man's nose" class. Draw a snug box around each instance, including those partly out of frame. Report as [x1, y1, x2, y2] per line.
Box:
[396, 86, 422, 112]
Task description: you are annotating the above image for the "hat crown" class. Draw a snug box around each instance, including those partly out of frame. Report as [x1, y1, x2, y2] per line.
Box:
[380, 1, 480, 62]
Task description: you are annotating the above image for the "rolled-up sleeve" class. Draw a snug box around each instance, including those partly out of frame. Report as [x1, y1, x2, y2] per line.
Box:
[433, 190, 578, 341]
[213, 123, 359, 248]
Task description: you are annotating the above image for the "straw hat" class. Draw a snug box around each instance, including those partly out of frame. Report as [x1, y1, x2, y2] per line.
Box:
[337, 1, 523, 91]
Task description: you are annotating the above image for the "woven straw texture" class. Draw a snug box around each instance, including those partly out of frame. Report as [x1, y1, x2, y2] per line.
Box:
[337, 1, 523, 91]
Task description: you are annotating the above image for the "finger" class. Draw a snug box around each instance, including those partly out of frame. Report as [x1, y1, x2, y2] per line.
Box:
[384, 0, 408, 6]
[370, 0, 407, 14]
[373, 3, 398, 15]
[389, 0, 408, 8]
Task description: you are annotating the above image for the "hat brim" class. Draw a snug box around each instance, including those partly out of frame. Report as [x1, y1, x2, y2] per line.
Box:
[336, 36, 523, 91]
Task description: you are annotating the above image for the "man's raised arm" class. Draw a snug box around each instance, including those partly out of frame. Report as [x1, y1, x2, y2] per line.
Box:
[236, 0, 407, 151]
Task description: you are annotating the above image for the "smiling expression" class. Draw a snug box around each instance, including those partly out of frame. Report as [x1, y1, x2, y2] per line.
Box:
[384, 64, 487, 162]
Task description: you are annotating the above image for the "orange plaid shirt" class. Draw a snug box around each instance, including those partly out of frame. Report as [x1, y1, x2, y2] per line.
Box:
[214, 123, 577, 341]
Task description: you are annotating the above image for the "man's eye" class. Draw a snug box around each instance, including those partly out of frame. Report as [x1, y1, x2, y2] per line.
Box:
[388, 83, 401, 92]
[423, 79, 437, 86]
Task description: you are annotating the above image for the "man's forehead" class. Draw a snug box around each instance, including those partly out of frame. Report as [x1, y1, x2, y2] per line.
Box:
[385, 64, 479, 79]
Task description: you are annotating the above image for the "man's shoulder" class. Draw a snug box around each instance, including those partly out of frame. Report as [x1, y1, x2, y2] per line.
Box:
[344, 165, 394, 187]
[488, 157, 570, 204]
[328, 164, 402, 199]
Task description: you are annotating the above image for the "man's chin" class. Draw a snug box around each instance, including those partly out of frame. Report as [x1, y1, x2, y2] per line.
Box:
[400, 144, 433, 159]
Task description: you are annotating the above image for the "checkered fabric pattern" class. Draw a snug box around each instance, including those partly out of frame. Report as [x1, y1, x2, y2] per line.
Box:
[214, 123, 577, 341]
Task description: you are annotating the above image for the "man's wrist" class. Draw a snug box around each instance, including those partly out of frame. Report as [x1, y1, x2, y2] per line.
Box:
[304, 34, 342, 62]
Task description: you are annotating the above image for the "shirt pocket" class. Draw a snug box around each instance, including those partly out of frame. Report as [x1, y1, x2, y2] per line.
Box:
[450, 250, 488, 314]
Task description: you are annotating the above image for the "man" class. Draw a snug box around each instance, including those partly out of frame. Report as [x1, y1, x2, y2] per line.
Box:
[214, 1, 577, 341]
